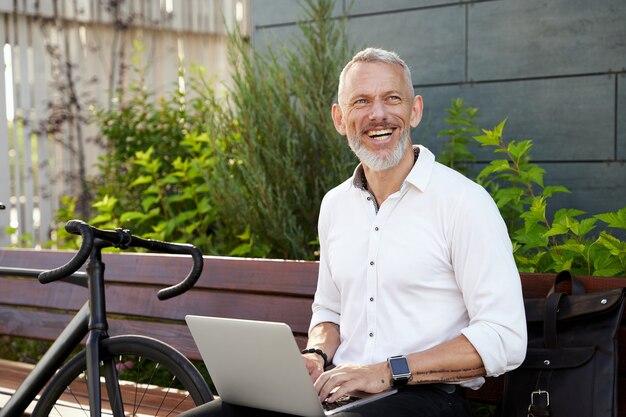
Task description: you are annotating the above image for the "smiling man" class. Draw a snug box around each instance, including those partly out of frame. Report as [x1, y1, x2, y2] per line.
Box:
[299, 47, 527, 416]
[180, 47, 526, 417]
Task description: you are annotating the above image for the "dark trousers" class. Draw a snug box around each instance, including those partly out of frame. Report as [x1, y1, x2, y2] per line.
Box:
[179, 384, 471, 417]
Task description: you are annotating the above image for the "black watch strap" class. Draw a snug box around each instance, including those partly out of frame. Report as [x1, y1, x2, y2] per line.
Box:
[391, 375, 411, 388]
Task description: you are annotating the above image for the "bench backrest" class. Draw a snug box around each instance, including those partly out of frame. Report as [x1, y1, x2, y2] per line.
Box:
[0, 248, 318, 360]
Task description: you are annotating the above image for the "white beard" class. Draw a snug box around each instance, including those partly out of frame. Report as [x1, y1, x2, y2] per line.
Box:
[348, 129, 410, 171]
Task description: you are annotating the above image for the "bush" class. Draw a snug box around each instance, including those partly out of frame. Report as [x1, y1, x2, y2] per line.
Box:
[206, 0, 355, 259]
[70, 0, 354, 259]
[440, 99, 626, 276]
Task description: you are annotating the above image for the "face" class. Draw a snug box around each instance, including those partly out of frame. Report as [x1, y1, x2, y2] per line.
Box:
[332, 62, 423, 171]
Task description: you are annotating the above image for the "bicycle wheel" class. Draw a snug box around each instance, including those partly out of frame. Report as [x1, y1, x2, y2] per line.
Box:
[32, 335, 213, 417]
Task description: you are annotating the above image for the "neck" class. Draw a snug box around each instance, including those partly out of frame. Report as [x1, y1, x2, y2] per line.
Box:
[363, 146, 415, 207]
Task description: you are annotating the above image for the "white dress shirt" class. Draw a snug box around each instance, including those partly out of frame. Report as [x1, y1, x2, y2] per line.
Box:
[310, 145, 527, 389]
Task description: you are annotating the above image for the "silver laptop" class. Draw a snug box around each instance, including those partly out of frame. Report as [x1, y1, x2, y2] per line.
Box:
[185, 315, 397, 416]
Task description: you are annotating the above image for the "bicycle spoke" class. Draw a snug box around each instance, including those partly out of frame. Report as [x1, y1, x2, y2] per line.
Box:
[32, 336, 211, 417]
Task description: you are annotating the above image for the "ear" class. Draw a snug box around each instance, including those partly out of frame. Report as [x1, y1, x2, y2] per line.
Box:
[331, 103, 347, 136]
[409, 95, 423, 128]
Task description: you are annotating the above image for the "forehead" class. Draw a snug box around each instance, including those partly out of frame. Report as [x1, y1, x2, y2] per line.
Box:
[342, 61, 410, 98]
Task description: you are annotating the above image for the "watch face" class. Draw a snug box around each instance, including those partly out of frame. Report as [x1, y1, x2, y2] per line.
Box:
[389, 356, 410, 376]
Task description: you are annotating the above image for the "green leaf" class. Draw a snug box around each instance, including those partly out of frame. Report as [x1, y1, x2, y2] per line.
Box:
[507, 140, 533, 162]
[158, 175, 179, 186]
[474, 130, 501, 147]
[542, 185, 570, 198]
[229, 242, 252, 256]
[237, 225, 252, 241]
[90, 213, 112, 225]
[141, 196, 158, 212]
[477, 160, 512, 181]
[493, 187, 524, 208]
[92, 195, 118, 211]
[130, 175, 153, 188]
[523, 165, 545, 187]
[120, 211, 145, 223]
[553, 242, 586, 255]
[544, 222, 569, 237]
[576, 218, 597, 237]
[595, 207, 626, 229]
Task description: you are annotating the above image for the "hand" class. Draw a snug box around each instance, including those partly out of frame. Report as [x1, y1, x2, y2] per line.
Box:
[303, 353, 325, 383]
[313, 362, 390, 403]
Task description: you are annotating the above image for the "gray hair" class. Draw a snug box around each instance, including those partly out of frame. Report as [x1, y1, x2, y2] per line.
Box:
[337, 47, 413, 103]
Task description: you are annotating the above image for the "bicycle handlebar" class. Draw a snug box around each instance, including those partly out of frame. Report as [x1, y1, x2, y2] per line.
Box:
[38, 220, 204, 300]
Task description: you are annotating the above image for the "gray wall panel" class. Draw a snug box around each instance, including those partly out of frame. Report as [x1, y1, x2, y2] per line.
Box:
[417, 76, 615, 161]
[346, 6, 466, 85]
[616, 75, 626, 159]
[252, 0, 344, 27]
[350, 0, 458, 15]
[468, 0, 626, 81]
[543, 162, 626, 216]
[252, 25, 299, 54]
[461, 77, 615, 161]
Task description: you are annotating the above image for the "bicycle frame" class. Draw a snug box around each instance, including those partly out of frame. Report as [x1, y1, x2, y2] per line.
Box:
[1, 242, 119, 417]
[1, 220, 205, 417]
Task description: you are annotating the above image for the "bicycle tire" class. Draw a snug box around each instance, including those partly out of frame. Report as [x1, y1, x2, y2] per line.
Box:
[32, 335, 213, 417]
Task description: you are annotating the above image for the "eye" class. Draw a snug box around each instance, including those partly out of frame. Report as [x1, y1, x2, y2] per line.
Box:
[388, 95, 401, 102]
[354, 98, 368, 105]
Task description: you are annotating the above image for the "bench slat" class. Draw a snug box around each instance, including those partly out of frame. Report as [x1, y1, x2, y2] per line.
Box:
[0, 249, 318, 296]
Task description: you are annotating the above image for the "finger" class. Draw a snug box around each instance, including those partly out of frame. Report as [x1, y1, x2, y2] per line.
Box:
[327, 380, 357, 403]
[313, 371, 330, 395]
[318, 371, 350, 402]
[309, 367, 323, 383]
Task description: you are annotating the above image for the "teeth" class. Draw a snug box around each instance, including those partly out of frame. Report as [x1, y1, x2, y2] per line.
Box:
[367, 129, 393, 138]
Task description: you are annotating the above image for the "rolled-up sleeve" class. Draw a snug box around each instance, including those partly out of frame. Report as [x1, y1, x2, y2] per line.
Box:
[452, 184, 527, 376]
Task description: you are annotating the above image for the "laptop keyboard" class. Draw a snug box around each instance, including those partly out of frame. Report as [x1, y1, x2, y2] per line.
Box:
[322, 395, 361, 411]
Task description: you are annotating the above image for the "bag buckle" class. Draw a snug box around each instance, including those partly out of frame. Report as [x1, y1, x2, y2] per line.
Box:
[527, 390, 550, 417]
[530, 389, 549, 406]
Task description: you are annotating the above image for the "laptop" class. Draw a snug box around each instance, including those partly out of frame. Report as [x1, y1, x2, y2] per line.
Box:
[185, 315, 397, 416]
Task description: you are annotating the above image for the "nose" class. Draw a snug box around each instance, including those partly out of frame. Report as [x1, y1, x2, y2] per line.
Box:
[369, 99, 387, 121]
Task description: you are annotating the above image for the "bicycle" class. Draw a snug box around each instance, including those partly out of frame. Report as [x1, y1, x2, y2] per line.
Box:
[0, 219, 214, 417]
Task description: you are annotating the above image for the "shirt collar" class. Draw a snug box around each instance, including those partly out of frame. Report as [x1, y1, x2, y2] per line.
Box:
[351, 145, 435, 192]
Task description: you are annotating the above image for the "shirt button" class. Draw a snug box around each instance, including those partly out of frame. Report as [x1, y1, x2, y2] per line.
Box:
[367, 196, 371, 201]
[370, 297, 374, 302]
[374, 226, 379, 231]
[369, 332, 374, 337]
[369, 261, 374, 266]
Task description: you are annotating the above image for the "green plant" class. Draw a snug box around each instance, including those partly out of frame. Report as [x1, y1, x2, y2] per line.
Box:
[94, 42, 213, 223]
[436, 98, 478, 175]
[207, 0, 355, 259]
[89, 132, 219, 254]
[473, 120, 625, 276]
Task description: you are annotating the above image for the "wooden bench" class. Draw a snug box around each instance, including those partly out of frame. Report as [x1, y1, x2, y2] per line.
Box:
[1, 247, 625, 415]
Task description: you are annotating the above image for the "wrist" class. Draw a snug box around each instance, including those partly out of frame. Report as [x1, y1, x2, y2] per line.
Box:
[301, 348, 329, 368]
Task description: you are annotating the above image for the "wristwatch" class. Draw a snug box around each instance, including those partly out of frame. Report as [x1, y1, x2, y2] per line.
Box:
[387, 355, 412, 388]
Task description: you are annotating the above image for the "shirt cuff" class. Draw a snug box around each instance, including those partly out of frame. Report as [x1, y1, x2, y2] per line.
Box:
[461, 324, 526, 377]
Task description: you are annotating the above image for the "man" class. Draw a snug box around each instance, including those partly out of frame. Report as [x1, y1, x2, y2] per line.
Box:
[182, 47, 526, 416]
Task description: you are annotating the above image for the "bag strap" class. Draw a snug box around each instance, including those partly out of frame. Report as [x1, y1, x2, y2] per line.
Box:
[547, 270, 585, 296]
[543, 292, 565, 348]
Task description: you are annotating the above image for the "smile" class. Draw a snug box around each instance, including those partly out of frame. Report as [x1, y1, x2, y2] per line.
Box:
[366, 128, 393, 140]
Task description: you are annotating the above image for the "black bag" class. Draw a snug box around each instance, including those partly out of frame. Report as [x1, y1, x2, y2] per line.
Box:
[501, 270, 625, 417]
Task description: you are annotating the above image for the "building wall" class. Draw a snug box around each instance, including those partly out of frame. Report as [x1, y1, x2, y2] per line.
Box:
[251, 0, 626, 217]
